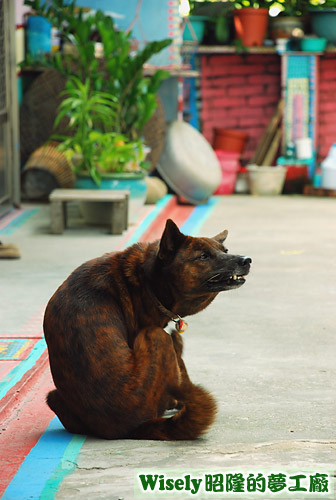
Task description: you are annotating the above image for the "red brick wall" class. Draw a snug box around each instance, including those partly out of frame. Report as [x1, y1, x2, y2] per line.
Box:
[200, 54, 281, 165]
[318, 54, 336, 162]
[200, 52, 336, 166]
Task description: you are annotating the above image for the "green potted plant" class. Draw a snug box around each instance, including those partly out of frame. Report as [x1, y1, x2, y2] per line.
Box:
[24, 1, 171, 143]
[24, 0, 171, 221]
[270, 0, 307, 40]
[53, 76, 150, 175]
[231, 0, 273, 47]
[53, 75, 151, 223]
[186, 1, 234, 45]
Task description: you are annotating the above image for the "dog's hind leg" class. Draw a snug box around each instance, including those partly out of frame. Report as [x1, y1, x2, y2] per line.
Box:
[126, 328, 217, 440]
[47, 389, 90, 435]
[131, 327, 182, 413]
[127, 329, 217, 440]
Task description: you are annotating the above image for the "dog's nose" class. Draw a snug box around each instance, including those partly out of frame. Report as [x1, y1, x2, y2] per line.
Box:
[241, 256, 252, 266]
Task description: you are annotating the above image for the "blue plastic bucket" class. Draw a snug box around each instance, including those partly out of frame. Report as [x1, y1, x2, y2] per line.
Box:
[26, 16, 52, 58]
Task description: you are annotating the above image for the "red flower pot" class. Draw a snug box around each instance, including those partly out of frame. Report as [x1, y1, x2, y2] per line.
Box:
[213, 128, 248, 154]
[233, 8, 269, 47]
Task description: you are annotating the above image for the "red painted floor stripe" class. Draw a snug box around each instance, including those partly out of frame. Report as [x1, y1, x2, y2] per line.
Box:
[139, 197, 194, 243]
[0, 361, 17, 380]
[0, 360, 54, 496]
[0, 350, 49, 424]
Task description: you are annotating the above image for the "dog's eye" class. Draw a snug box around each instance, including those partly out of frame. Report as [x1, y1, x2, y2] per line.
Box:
[199, 252, 210, 260]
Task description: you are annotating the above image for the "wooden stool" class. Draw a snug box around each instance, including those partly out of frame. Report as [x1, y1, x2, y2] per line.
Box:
[49, 189, 129, 234]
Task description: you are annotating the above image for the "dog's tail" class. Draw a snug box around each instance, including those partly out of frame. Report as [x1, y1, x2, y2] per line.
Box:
[128, 384, 217, 441]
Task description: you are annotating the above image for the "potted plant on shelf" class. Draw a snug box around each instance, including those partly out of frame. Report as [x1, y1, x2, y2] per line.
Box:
[24, 0, 171, 221]
[24, 2, 171, 139]
[231, 0, 273, 47]
[270, 0, 307, 40]
[53, 75, 151, 223]
[187, 1, 235, 46]
[182, 0, 209, 44]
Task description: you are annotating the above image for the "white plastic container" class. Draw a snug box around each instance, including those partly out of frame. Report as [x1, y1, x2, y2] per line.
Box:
[247, 165, 287, 196]
[321, 143, 336, 189]
[322, 166, 336, 189]
[275, 38, 288, 54]
[296, 137, 313, 160]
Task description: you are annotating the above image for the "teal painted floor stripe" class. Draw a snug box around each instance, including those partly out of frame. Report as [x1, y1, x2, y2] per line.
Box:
[39, 430, 86, 500]
[180, 197, 220, 236]
[1, 418, 83, 500]
[0, 208, 39, 235]
[0, 339, 47, 400]
[2, 195, 220, 500]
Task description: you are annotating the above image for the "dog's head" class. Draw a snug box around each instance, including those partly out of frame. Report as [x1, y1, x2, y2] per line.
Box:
[158, 219, 251, 295]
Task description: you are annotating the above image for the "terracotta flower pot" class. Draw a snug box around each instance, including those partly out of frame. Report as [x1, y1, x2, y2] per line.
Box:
[213, 128, 248, 154]
[233, 8, 269, 47]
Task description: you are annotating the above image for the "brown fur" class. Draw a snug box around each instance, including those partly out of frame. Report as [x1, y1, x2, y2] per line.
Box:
[44, 219, 251, 440]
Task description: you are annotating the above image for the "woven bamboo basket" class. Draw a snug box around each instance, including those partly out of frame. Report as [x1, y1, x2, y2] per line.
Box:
[22, 141, 74, 200]
[20, 70, 68, 166]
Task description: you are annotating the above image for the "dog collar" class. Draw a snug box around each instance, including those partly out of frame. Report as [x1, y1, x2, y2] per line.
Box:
[151, 294, 188, 334]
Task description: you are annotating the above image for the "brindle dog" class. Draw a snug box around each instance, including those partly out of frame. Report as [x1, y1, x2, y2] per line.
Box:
[44, 219, 251, 440]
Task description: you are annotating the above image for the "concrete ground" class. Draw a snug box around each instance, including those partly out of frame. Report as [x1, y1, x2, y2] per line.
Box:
[1, 195, 335, 499]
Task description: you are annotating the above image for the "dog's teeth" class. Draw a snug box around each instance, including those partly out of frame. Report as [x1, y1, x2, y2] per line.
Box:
[233, 275, 237, 280]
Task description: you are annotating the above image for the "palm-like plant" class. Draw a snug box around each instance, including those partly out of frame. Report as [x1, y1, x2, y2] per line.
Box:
[23, 0, 171, 184]
[53, 76, 117, 184]
[24, 0, 171, 140]
[53, 76, 150, 183]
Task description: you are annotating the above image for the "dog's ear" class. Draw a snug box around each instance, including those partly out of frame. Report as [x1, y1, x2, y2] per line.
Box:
[158, 219, 186, 262]
[213, 229, 228, 244]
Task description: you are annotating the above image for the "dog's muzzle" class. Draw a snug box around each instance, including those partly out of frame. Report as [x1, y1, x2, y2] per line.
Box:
[206, 255, 252, 291]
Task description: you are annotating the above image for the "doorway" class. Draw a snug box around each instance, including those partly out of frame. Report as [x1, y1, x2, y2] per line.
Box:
[0, 0, 20, 216]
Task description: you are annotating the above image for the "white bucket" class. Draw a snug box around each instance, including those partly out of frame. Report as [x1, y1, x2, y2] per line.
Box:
[322, 166, 336, 190]
[296, 138, 313, 160]
[247, 165, 287, 196]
